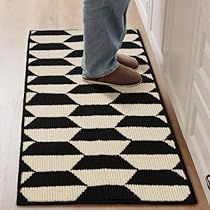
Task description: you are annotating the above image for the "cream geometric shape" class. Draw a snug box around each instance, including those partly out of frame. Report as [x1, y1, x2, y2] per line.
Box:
[24, 117, 35, 127]
[64, 42, 84, 50]
[22, 141, 35, 152]
[126, 185, 191, 202]
[116, 127, 171, 141]
[68, 93, 120, 105]
[117, 48, 144, 56]
[70, 140, 131, 155]
[123, 33, 139, 42]
[65, 57, 82, 66]
[65, 75, 89, 85]
[172, 169, 187, 180]
[25, 92, 37, 103]
[29, 49, 72, 59]
[24, 128, 81, 142]
[30, 35, 70, 44]
[111, 104, 163, 116]
[22, 155, 84, 172]
[112, 83, 156, 93]
[20, 186, 87, 202]
[27, 76, 37, 83]
[28, 66, 75, 76]
[21, 172, 34, 184]
[25, 105, 78, 117]
[71, 169, 137, 186]
[120, 154, 180, 170]
[69, 116, 124, 128]
[149, 92, 160, 100]
[137, 64, 150, 74]
[27, 84, 77, 94]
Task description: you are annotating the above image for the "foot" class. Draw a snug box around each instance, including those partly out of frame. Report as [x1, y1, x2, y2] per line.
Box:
[117, 53, 139, 69]
[83, 63, 142, 86]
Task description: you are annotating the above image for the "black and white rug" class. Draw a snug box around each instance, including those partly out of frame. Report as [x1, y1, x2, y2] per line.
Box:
[17, 29, 196, 205]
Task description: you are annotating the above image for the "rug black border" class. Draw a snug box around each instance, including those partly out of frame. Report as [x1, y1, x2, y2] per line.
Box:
[16, 28, 197, 206]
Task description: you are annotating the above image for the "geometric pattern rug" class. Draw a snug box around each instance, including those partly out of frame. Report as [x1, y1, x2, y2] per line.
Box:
[17, 29, 196, 205]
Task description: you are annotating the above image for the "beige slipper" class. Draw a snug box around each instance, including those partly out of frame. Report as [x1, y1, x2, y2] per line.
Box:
[117, 53, 139, 69]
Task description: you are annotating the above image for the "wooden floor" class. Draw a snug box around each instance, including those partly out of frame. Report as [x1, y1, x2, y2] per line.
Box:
[0, 0, 209, 209]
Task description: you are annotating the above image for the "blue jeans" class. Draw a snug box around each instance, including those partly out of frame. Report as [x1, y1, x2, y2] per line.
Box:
[82, 0, 131, 78]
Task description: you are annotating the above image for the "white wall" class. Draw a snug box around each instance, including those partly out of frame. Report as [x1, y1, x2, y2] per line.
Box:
[151, 0, 166, 53]
[163, 0, 210, 203]
[135, 0, 166, 70]
[135, 0, 149, 27]
[136, 0, 210, 203]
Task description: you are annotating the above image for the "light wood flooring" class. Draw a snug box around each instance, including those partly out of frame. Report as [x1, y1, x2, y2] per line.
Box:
[0, 0, 209, 209]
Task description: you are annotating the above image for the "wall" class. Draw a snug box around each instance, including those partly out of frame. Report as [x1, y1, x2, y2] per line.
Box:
[135, 0, 166, 70]
[164, 0, 210, 203]
[135, 0, 210, 203]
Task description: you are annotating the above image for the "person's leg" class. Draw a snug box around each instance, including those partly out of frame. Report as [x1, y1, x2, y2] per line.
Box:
[116, 2, 140, 70]
[82, 0, 131, 78]
[119, 0, 130, 47]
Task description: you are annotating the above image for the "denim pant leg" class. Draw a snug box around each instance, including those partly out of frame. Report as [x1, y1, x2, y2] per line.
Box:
[82, 0, 131, 78]
[120, 1, 130, 48]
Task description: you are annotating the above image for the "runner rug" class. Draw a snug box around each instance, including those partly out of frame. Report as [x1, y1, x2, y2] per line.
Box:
[17, 29, 196, 205]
